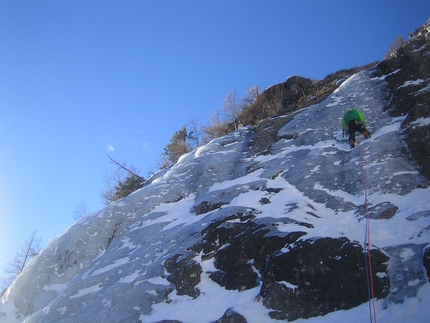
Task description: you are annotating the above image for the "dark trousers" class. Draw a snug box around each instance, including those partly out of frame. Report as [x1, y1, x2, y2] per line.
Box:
[348, 120, 369, 142]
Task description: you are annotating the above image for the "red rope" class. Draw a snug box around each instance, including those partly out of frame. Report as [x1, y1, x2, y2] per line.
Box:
[357, 136, 377, 323]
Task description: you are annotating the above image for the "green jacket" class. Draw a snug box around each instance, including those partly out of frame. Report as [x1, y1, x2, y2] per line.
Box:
[342, 108, 366, 130]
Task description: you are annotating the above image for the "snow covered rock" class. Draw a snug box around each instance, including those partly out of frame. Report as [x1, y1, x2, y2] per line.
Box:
[1, 20, 430, 323]
[376, 17, 430, 179]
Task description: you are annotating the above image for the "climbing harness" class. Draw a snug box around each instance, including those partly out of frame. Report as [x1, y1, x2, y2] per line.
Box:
[357, 136, 377, 323]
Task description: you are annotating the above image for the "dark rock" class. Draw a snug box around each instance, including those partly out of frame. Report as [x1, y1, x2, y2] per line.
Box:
[374, 21, 430, 181]
[264, 187, 283, 194]
[249, 115, 298, 156]
[194, 201, 228, 215]
[375, 205, 398, 219]
[209, 264, 259, 292]
[257, 76, 316, 117]
[405, 125, 430, 180]
[191, 211, 306, 291]
[356, 202, 399, 219]
[268, 310, 287, 320]
[259, 197, 271, 205]
[165, 254, 202, 298]
[424, 247, 430, 282]
[211, 308, 247, 323]
[261, 237, 390, 321]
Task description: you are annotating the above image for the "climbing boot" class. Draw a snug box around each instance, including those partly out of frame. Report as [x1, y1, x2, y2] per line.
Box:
[350, 140, 355, 149]
[363, 131, 371, 139]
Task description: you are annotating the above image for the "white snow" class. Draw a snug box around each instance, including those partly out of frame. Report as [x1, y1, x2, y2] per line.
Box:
[69, 284, 103, 299]
[117, 270, 140, 284]
[90, 256, 130, 276]
[412, 44, 427, 52]
[400, 248, 416, 261]
[411, 117, 430, 126]
[398, 79, 425, 88]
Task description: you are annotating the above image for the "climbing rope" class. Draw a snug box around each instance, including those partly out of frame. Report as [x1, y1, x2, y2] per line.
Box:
[357, 136, 377, 323]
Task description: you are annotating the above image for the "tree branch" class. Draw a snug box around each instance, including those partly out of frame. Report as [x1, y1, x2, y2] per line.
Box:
[106, 155, 145, 181]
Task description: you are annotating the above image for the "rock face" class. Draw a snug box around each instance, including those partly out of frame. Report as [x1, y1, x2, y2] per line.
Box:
[256, 76, 316, 116]
[375, 18, 430, 180]
[253, 62, 379, 122]
[261, 238, 389, 321]
[1, 20, 430, 323]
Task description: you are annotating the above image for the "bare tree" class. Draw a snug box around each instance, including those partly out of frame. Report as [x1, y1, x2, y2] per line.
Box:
[101, 158, 144, 205]
[385, 35, 404, 58]
[1, 231, 41, 292]
[106, 155, 144, 181]
[101, 168, 122, 205]
[242, 85, 260, 106]
[187, 118, 201, 149]
[201, 108, 231, 144]
[222, 89, 243, 130]
[72, 200, 90, 220]
[238, 85, 264, 126]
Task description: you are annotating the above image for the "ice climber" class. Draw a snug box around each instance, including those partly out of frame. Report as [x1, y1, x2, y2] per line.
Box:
[342, 108, 371, 149]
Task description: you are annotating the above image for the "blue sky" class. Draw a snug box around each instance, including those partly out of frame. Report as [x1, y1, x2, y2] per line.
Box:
[0, 0, 429, 277]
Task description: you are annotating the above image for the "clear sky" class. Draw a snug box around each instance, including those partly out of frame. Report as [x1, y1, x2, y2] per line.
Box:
[0, 0, 429, 277]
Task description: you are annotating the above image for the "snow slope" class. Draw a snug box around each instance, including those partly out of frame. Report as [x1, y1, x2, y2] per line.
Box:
[1, 68, 429, 323]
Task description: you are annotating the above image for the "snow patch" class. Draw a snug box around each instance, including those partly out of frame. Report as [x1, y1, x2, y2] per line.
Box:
[69, 284, 103, 299]
[398, 79, 425, 89]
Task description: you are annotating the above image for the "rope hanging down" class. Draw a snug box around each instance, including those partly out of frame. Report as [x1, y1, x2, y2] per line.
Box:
[357, 136, 377, 323]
